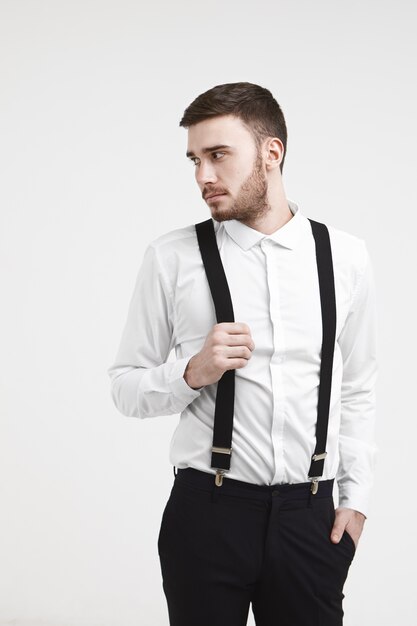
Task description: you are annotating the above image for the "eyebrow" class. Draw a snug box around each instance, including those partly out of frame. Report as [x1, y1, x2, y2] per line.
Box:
[186, 144, 232, 158]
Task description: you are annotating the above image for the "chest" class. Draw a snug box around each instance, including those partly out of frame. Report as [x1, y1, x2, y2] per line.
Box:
[171, 240, 354, 359]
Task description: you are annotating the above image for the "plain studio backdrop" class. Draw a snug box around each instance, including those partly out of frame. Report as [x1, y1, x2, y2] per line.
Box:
[1, 1, 416, 625]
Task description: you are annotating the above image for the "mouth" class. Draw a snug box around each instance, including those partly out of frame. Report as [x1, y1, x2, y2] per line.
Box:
[205, 193, 227, 202]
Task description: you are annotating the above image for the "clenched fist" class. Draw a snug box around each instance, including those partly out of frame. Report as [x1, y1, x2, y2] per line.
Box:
[183, 322, 255, 390]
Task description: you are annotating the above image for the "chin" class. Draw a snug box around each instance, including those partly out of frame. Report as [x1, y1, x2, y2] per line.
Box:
[211, 212, 234, 223]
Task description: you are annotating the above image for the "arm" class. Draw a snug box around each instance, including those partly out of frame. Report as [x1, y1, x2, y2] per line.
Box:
[107, 244, 202, 418]
[336, 241, 378, 519]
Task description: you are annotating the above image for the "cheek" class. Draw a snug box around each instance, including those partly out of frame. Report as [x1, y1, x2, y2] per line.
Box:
[234, 156, 255, 182]
[224, 166, 247, 193]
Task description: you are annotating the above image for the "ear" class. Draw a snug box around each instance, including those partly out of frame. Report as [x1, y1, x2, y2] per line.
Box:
[264, 137, 284, 171]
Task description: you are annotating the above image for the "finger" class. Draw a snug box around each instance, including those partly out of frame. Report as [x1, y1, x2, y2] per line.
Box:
[218, 322, 251, 335]
[225, 345, 253, 360]
[225, 334, 255, 350]
[330, 520, 347, 544]
[224, 358, 252, 370]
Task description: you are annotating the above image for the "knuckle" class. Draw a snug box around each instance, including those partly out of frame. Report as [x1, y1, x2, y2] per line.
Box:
[212, 331, 222, 344]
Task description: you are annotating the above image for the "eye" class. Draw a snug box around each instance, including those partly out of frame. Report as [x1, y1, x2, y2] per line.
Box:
[189, 157, 200, 166]
[212, 151, 225, 160]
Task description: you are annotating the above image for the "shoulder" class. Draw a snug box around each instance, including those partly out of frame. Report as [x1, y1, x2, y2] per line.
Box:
[149, 223, 197, 248]
[314, 221, 373, 308]
[146, 222, 200, 263]
[324, 221, 369, 275]
[143, 222, 206, 292]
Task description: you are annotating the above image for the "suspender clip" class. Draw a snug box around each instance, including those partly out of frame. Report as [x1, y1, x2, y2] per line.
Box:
[215, 469, 226, 487]
[310, 478, 320, 495]
[212, 446, 232, 455]
[312, 452, 327, 461]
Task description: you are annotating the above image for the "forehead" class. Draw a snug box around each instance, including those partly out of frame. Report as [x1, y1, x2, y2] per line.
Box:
[187, 114, 254, 154]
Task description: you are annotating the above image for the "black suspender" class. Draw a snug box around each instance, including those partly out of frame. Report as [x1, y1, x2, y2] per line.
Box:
[195, 217, 336, 494]
[195, 218, 236, 484]
[307, 219, 337, 492]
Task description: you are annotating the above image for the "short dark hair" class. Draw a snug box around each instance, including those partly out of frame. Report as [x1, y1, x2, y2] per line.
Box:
[179, 82, 288, 173]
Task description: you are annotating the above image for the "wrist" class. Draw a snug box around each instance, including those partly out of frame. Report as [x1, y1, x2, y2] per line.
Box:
[183, 357, 202, 390]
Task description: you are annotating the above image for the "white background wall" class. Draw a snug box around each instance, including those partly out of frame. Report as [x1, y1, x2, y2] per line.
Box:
[1, 1, 416, 624]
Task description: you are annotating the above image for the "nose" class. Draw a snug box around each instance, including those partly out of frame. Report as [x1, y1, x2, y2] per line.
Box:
[196, 160, 218, 186]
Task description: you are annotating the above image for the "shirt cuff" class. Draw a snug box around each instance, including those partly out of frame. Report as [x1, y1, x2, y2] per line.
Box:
[168, 356, 203, 403]
[337, 485, 372, 519]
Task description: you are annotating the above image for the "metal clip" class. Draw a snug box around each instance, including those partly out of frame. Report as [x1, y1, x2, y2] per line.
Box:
[310, 478, 319, 495]
[212, 446, 232, 455]
[312, 452, 327, 461]
[215, 470, 226, 487]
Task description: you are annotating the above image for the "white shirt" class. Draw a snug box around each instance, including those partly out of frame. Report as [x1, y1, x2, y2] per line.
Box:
[108, 200, 377, 517]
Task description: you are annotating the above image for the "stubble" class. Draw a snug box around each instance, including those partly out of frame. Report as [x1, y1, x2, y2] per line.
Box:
[209, 152, 271, 224]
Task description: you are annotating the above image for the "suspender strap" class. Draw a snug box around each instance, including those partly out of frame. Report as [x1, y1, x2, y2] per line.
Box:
[195, 219, 235, 479]
[194, 216, 336, 492]
[307, 218, 337, 487]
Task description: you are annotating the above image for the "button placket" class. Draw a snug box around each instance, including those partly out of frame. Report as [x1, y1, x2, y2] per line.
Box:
[262, 240, 287, 484]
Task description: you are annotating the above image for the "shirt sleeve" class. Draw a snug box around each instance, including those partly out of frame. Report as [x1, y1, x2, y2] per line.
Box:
[336, 242, 378, 518]
[107, 243, 202, 418]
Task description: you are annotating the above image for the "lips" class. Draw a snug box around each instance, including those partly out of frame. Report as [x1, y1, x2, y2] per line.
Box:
[205, 193, 226, 200]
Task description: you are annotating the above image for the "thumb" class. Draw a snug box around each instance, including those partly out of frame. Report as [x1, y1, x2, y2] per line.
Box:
[330, 519, 346, 544]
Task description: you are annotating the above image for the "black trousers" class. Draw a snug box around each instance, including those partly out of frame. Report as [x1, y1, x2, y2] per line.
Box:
[157, 468, 356, 626]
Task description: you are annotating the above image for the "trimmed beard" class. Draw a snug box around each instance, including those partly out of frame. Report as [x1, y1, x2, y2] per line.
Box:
[209, 151, 271, 223]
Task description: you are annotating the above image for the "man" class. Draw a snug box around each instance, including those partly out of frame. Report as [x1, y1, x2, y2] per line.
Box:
[108, 82, 377, 626]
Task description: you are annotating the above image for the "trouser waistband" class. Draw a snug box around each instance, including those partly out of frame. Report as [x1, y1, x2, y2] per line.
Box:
[175, 467, 334, 499]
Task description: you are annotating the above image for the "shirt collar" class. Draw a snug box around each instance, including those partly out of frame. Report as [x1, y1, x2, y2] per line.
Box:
[220, 199, 304, 251]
